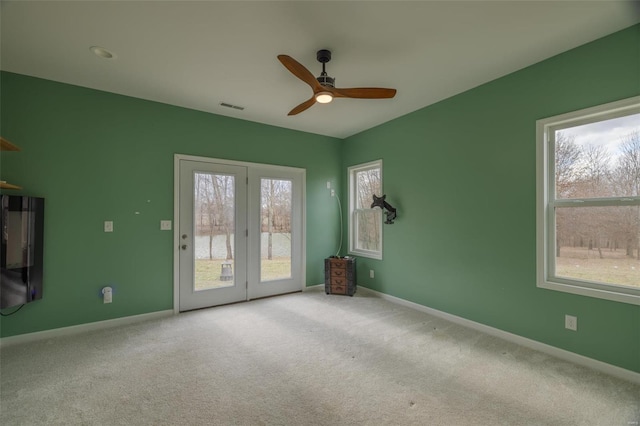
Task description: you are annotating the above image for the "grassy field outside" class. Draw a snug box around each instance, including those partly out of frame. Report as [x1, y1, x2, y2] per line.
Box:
[194, 257, 291, 291]
[556, 246, 639, 287]
[194, 232, 292, 290]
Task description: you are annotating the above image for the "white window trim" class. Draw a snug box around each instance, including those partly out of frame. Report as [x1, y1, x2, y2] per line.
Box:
[348, 159, 383, 260]
[536, 96, 640, 305]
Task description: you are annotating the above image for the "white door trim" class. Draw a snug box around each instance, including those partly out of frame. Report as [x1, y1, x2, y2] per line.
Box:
[173, 154, 306, 313]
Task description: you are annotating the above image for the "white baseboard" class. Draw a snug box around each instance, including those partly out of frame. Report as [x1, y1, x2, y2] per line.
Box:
[2, 286, 323, 347]
[303, 283, 324, 291]
[0, 309, 174, 348]
[358, 286, 640, 385]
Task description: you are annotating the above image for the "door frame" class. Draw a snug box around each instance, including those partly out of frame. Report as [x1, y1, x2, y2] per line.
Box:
[173, 154, 306, 313]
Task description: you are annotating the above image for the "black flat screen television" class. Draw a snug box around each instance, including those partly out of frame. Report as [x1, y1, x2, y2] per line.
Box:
[0, 195, 45, 309]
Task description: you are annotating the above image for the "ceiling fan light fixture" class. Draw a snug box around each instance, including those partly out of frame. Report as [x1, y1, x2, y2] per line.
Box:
[277, 50, 396, 115]
[315, 91, 333, 104]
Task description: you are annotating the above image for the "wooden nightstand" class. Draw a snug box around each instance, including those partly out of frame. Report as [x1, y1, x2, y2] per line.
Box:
[324, 256, 357, 296]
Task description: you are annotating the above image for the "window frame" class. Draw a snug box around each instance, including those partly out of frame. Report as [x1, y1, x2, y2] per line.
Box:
[536, 96, 640, 305]
[348, 159, 383, 260]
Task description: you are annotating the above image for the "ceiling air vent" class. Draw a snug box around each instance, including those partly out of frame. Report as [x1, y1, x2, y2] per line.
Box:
[220, 102, 245, 111]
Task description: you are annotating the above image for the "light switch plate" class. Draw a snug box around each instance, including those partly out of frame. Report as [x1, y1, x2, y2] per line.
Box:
[104, 221, 113, 232]
[160, 220, 172, 230]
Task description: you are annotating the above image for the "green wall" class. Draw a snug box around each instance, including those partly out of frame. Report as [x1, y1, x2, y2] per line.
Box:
[0, 72, 342, 336]
[343, 24, 640, 372]
[2, 25, 639, 374]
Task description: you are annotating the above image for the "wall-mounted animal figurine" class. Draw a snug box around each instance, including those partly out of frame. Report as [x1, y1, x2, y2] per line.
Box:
[371, 194, 397, 224]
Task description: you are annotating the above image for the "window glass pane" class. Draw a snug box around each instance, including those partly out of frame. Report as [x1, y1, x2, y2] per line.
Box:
[554, 113, 640, 199]
[555, 205, 640, 288]
[194, 173, 235, 290]
[260, 178, 292, 282]
[349, 160, 383, 259]
[356, 168, 381, 209]
[356, 209, 382, 252]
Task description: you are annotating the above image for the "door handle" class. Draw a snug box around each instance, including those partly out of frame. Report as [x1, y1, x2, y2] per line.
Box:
[181, 244, 187, 250]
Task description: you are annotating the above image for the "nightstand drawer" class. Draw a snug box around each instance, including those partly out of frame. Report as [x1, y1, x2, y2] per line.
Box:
[331, 277, 346, 286]
[331, 268, 346, 277]
[329, 259, 347, 269]
[330, 285, 346, 295]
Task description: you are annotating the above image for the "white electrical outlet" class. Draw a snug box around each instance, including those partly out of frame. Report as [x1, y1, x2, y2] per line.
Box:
[565, 315, 577, 331]
[104, 221, 113, 232]
[331, 189, 335, 197]
[160, 220, 172, 230]
[102, 286, 113, 304]
[370, 269, 375, 279]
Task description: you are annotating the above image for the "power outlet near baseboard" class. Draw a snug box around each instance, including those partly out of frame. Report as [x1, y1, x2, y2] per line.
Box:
[565, 315, 577, 331]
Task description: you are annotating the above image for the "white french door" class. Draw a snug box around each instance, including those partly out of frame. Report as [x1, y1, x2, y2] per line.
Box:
[247, 167, 304, 300]
[178, 160, 247, 311]
[175, 155, 304, 312]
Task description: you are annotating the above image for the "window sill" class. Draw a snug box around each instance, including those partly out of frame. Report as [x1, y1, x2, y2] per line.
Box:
[349, 249, 382, 260]
[537, 279, 640, 306]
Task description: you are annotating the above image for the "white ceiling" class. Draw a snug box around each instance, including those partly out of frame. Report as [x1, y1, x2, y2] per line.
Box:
[1, 1, 638, 139]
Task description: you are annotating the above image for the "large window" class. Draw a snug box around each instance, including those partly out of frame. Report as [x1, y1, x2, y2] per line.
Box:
[349, 160, 383, 259]
[537, 96, 640, 305]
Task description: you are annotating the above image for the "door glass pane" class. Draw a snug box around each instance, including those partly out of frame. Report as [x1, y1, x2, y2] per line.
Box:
[260, 178, 292, 282]
[194, 172, 235, 290]
[555, 205, 640, 287]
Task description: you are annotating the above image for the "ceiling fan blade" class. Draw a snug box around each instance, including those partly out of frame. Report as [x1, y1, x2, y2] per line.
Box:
[332, 87, 397, 99]
[278, 55, 322, 91]
[288, 97, 317, 116]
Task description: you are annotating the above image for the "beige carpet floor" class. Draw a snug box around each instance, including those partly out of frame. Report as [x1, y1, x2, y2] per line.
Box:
[1, 288, 639, 425]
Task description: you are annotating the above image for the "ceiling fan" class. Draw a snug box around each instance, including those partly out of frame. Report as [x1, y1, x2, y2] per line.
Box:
[277, 49, 397, 116]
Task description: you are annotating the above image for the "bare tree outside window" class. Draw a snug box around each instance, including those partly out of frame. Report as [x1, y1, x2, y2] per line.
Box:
[193, 172, 235, 290]
[356, 168, 381, 251]
[553, 121, 640, 288]
[555, 133, 582, 199]
[260, 178, 292, 281]
[616, 132, 640, 260]
[349, 161, 383, 259]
